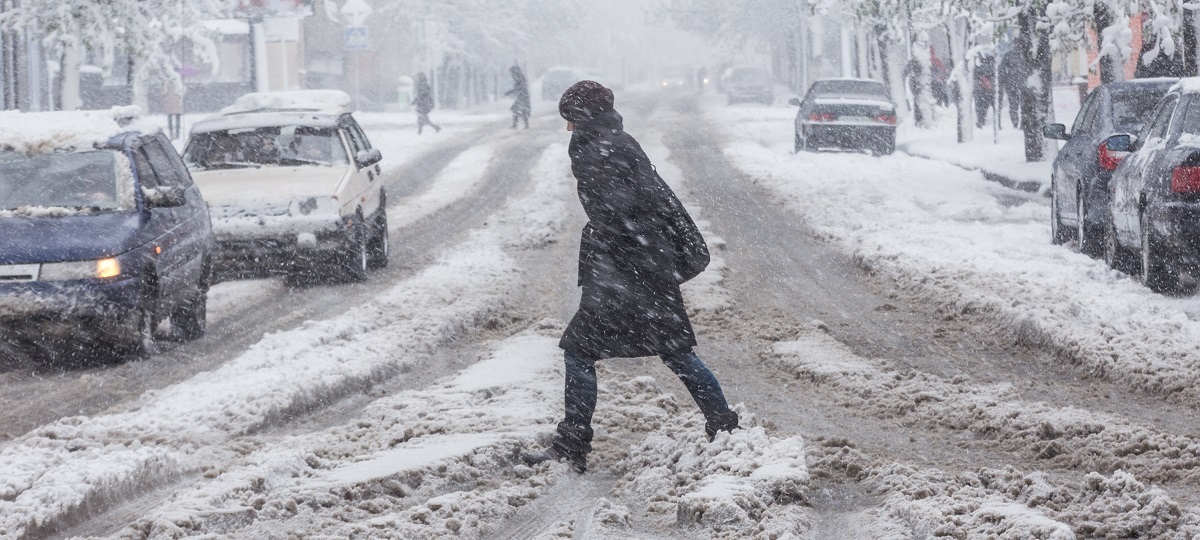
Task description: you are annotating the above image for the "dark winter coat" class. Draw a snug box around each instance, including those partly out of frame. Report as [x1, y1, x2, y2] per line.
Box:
[559, 110, 698, 359]
[505, 67, 531, 117]
[414, 74, 435, 115]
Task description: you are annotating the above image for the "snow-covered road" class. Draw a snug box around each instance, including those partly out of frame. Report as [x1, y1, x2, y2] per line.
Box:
[2, 93, 1199, 539]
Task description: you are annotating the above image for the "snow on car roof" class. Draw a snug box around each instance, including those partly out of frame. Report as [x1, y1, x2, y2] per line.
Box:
[221, 90, 352, 115]
[190, 111, 343, 134]
[190, 90, 352, 134]
[812, 97, 894, 108]
[1169, 77, 1200, 94]
[0, 107, 140, 154]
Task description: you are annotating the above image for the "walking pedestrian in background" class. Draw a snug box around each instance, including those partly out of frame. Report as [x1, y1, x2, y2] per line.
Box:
[413, 72, 441, 134]
[504, 65, 531, 129]
[521, 80, 740, 473]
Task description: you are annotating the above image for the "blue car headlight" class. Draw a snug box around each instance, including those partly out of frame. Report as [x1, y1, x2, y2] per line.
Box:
[38, 258, 122, 281]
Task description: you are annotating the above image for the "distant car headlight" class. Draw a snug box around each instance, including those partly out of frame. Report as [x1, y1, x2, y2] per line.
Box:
[39, 257, 122, 281]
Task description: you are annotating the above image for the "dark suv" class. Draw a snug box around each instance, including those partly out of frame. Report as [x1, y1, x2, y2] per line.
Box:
[1043, 78, 1176, 257]
[1, 116, 215, 356]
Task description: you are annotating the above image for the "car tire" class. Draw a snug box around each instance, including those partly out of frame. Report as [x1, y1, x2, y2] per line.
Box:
[367, 207, 389, 270]
[1050, 179, 1071, 245]
[1103, 218, 1138, 275]
[336, 215, 369, 283]
[1076, 192, 1102, 258]
[794, 131, 802, 153]
[171, 289, 208, 341]
[1140, 212, 1185, 294]
[878, 138, 895, 156]
[110, 296, 157, 356]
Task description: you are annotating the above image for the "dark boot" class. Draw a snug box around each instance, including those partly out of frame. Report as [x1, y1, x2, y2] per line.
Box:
[520, 445, 587, 473]
[520, 421, 591, 473]
[705, 410, 739, 441]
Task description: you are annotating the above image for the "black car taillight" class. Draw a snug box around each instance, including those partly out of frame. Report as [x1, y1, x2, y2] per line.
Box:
[1098, 141, 1128, 171]
[808, 113, 835, 122]
[875, 114, 897, 125]
[1171, 166, 1200, 193]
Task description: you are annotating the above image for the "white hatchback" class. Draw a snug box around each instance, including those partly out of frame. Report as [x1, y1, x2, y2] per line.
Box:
[183, 91, 387, 282]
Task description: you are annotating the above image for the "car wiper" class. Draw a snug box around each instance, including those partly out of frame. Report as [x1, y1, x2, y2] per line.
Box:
[200, 161, 263, 170]
[276, 157, 329, 167]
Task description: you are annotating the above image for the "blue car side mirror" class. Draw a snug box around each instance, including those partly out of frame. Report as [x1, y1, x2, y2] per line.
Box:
[1106, 134, 1134, 153]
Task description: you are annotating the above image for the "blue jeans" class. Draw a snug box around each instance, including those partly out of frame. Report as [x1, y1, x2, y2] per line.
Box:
[554, 349, 732, 455]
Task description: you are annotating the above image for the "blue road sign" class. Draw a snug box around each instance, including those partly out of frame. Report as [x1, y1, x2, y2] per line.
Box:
[344, 26, 369, 51]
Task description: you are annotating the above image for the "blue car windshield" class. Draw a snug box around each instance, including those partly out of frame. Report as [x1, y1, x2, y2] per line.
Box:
[0, 150, 132, 214]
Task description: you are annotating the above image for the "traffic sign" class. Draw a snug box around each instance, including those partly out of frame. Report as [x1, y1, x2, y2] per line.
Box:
[344, 26, 369, 51]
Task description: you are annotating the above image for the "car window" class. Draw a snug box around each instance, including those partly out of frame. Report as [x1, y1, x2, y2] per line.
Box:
[1071, 92, 1098, 135]
[1178, 97, 1200, 136]
[155, 133, 194, 187]
[142, 138, 187, 189]
[342, 125, 363, 157]
[133, 148, 159, 189]
[812, 80, 888, 99]
[0, 149, 133, 212]
[183, 125, 349, 169]
[1141, 95, 1177, 142]
[1111, 88, 1168, 132]
[347, 118, 373, 149]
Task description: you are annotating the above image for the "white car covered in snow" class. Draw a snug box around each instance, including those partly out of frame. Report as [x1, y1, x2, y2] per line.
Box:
[182, 90, 387, 282]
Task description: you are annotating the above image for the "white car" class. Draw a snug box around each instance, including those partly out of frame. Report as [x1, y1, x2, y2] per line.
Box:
[182, 90, 387, 282]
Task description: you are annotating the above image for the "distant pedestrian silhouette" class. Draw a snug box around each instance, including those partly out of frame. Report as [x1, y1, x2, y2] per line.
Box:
[413, 72, 441, 134]
[505, 65, 531, 129]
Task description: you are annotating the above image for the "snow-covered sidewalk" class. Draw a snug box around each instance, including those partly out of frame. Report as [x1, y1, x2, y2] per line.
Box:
[897, 84, 1084, 193]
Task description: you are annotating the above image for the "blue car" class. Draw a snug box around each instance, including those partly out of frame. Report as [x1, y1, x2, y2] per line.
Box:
[1043, 78, 1177, 257]
[1, 117, 215, 356]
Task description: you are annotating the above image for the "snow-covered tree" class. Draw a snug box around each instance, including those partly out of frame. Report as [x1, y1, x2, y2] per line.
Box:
[1, 0, 230, 110]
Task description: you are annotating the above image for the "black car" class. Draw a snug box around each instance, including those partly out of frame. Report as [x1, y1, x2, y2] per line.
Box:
[1043, 78, 1176, 257]
[789, 78, 897, 155]
[1, 119, 215, 356]
[1104, 79, 1200, 294]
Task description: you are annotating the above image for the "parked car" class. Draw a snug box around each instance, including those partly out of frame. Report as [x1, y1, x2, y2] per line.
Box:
[723, 66, 773, 105]
[1043, 78, 1176, 257]
[182, 90, 387, 283]
[789, 78, 897, 155]
[1103, 78, 1200, 294]
[0, 110, 216, 356]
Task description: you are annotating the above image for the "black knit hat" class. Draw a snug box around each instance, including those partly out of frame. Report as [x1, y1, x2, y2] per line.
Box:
[559, 80, 614, 122]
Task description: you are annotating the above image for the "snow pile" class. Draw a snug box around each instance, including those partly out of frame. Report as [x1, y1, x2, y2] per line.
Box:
[770, 326, 1200, 537]
[807, 441, 1200, 539]
[0, 144, 574, 538]
[770, 329, 1200, 487]
[711, 106, 1200, 407]
[221, 90, 352, 114]
[117, 329, 565, 539]
[0, 108, 132, 154]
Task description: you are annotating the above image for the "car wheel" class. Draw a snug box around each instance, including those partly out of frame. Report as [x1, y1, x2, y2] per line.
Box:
[1076, 192, 1102, 258]
[794, 131, 802, 153]
[1050, 179, 1071, 245]
[1140, 212, 1184, 294]
[111, 298, 157, 356]
[1103, 218, 1138, 274]
[879, 137, 895, 156]
[367, 207, 389, 270]
[335, 215, 369, 282]
[171, 289, 208, 340]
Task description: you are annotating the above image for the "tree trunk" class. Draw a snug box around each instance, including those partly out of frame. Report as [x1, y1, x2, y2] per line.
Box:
[911, 31, 933, 129]
[947, 18, 973, 143]
[1019, 11, 1053, 162]
[60, 43, 81, 111]
[1094, 2, 1119, 84]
